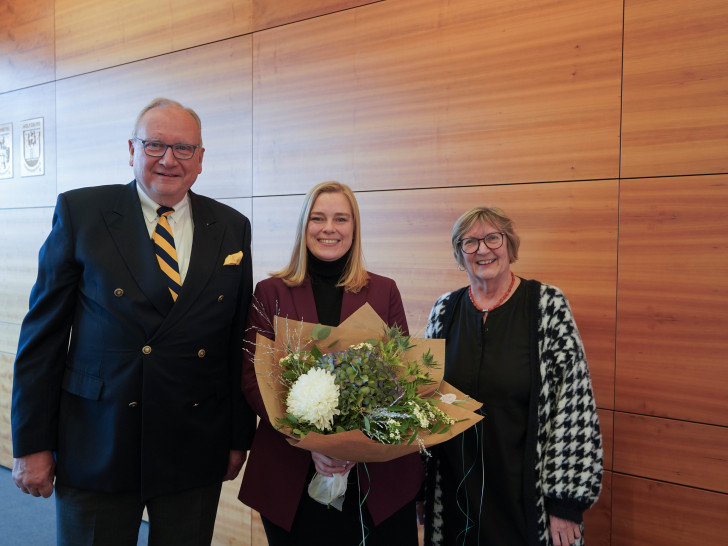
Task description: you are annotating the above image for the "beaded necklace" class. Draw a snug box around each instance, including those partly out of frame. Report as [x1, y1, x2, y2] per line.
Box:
[468, 272, 516, 313]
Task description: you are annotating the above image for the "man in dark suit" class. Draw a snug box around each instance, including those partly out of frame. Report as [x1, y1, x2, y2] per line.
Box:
[11, 97, 256, 545]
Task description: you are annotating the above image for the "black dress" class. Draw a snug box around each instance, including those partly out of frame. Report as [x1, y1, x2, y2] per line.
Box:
[439, 281, 531, 546]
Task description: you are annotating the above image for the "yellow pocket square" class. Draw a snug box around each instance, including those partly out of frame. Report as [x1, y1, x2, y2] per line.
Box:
[223, 251, 243, 266]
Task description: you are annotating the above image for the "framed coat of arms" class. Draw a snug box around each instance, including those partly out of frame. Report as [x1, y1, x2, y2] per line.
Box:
[0, 122, 12, 180]
[21, 117, 44, 177]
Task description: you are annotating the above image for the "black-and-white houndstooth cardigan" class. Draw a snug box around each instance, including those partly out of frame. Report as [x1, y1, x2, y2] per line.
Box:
[422, 279, 602, 545]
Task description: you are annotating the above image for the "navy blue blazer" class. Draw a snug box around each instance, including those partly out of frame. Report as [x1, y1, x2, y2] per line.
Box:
[11, 181, 256, 500]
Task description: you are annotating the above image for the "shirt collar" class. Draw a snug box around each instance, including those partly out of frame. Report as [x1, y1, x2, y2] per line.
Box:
[136, 183, 190, 224]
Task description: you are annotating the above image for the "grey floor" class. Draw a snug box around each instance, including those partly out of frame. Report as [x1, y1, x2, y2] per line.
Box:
[0, 465, 149, 545]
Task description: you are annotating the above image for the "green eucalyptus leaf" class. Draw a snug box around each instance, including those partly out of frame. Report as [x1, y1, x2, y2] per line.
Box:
[311, 324, 332, 340]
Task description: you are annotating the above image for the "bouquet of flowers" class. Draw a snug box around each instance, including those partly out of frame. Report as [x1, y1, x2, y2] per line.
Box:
[278, 324, 457, 448]
[253, 303, 483, 463]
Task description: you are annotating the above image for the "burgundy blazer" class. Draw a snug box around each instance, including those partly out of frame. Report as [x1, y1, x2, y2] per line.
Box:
[238, 273, 424, 531]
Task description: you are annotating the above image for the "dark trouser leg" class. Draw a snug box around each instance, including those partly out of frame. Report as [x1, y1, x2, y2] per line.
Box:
[56, 484, 145, 546]
[55, 482, 222, 546]
[146, 482, 222, 546]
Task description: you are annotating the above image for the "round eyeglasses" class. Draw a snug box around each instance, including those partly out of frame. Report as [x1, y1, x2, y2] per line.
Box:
[132, 137, 200, 160]
[459, 232, 505, 253]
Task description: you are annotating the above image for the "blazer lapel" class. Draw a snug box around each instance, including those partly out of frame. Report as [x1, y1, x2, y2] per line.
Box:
[341, 285, 368, 322]
[290, 280, 318, 324]
[103, 181, 173, 317]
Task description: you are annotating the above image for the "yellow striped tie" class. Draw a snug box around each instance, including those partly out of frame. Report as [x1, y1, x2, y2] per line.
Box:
[153, 206, 182, 301]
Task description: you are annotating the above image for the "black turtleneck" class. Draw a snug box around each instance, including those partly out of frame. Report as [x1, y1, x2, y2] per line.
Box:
[307, 250, 348, 327]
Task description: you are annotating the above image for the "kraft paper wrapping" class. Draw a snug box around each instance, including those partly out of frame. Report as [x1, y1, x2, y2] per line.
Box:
[254, 303, 483, 462]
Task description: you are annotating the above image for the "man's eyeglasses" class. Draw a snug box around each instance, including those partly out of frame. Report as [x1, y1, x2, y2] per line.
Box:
[132, 137, 200, 160]
[459, 232, 505, 253]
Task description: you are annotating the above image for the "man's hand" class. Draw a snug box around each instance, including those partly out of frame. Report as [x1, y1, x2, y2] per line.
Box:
[222, 450, 247, 481]
[12, 451, 55, 498]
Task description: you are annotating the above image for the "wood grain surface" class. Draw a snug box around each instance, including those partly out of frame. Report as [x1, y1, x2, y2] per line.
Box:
[616, 175, 728, 426]
[583, 470, 612, 546]
[0, 0, 55, 93]
[612, 474, 728, 543]
[253, 0, 380, 30]
[0, 354, 14, 467]
[252, 0, 623, 194]
[55, 0, 253, 79]
[614, 412, 728, 493]
[622, 0, 728, 178]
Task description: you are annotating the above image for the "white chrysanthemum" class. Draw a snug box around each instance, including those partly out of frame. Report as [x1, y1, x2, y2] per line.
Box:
[286, 367, 341, 431]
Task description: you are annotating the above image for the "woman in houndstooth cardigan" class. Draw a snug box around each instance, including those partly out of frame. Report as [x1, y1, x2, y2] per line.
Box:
[421, 206, 602, 546]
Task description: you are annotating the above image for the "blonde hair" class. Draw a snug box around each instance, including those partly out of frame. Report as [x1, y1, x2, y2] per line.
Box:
[132, 97, 203, 146]
[451, 206, 520, 269]
[271, 181, 369, 292]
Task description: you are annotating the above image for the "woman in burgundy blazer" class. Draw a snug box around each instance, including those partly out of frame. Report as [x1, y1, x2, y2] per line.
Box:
[238, 182, 423, 545]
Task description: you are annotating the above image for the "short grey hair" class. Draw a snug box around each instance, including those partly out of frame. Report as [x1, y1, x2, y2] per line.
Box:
[451, 206, 520, 268]
[132, 97, 203, 146]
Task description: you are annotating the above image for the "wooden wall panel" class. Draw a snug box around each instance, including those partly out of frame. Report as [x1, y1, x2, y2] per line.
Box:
[252, 0, 623, 195]
[56, 37, 253, 199]
[599, 409, 614, 471]
[220, 198, 253, 221]
[55, 0, 253, 79]
[252, 0, 381, 30]
[614, 412, 728, 493]
[214, 473, 251, 546]
[621, 0, 728, 178]
[0, 207, 54, 337]
[249, 194, 302, 285]
[251, 511, 266, 546]
[583, 470, 611, 546]
[0, 0, 54, 93]
[53, 0, 380, 80]
[615, 176, 728, 425]
[0, 83, 57, 209]
[612, 474, 728, 544]
[0, 206, 54, 468]
[0, 353, 14, 468]
[250, 180, 617, 409]
[0, 324, 22, 363]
